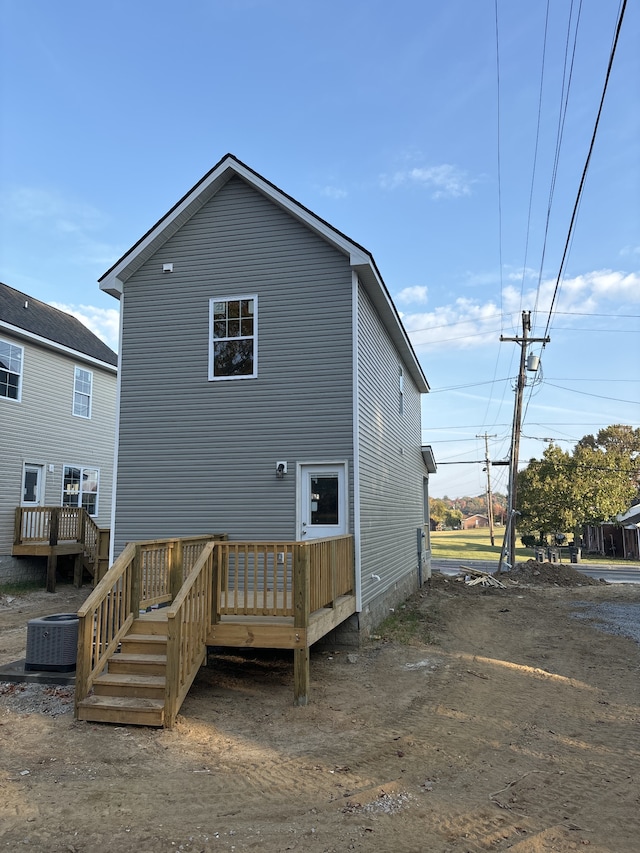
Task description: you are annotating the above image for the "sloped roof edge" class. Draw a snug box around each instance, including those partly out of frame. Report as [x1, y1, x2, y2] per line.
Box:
[98, 153, 428, 392]
[0, 283, 118, 368]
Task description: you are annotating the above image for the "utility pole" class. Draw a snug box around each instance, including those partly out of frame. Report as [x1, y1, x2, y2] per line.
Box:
[477, 432, 497, 546]
[498, 311, 550, 573]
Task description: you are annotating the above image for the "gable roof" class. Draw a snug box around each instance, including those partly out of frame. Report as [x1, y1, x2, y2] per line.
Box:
[0, 282, 118, 369]
[99, 153, 428, 393]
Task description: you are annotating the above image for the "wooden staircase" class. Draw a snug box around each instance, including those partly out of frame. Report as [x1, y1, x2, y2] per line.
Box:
[76, 612, 168, 727]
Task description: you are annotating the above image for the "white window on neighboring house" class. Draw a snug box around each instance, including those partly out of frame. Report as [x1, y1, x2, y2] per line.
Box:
[209, 295, 257, 380]
[73, 366, 93, 417]
[0, 339, 23, 401]
[62, 466, 99, 516]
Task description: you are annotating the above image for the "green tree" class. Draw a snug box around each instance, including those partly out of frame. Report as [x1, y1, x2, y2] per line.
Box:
[517, 444, 576, 541]
[444, 508, 463, 529]
[517, 429, 639, 541]
[429, 498, 449, 527]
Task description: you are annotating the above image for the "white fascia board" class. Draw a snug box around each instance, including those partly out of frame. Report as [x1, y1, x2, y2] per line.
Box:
[421, 445, 437, 473]
[0, 321, 117, 374]
[99, 156, 372, 300]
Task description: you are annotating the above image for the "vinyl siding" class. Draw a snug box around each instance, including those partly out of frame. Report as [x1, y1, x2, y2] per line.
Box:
[356, 281, 425, 608]
[0, 333, 116, 555]
[113, 177, 354, 553]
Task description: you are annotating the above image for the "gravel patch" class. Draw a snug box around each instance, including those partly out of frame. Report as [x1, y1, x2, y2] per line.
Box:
[0, 682, 74, 716]
[571, 601, 640, 646]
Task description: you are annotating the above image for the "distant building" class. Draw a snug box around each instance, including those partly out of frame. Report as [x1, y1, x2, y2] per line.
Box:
[0, 283, 117, 582]
[462, 514, 490, 530]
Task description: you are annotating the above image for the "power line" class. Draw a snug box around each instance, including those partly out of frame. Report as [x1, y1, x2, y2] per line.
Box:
[542, 0, 628, 342]
[543, 381, 639, 405]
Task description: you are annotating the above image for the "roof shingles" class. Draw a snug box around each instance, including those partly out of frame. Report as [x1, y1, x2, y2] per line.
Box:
[0, 283, 117, 367]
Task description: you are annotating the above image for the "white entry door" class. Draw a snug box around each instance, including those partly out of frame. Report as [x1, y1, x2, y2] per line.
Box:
[22, 464, 43, 507]
[299, 463, 347, 540]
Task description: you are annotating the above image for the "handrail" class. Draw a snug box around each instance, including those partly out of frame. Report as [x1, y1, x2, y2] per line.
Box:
[74, 542, 137, 715]
[164, 541, 215, 728]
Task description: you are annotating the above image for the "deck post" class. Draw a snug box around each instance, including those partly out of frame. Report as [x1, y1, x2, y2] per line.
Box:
[77, 507, 86, 544]
[73, 552, 83, 588]
[97, 528, 110, 582]
[170, 539, 183, 602]
[293, 543, 310, 706]
[130, 543, 142, 616]
[211, 543, 221, 626]
[164, 613, 181, 729]
[74, 610, 93, 717]
[46, 508, 60, 593]
[13, 508, 22, 546]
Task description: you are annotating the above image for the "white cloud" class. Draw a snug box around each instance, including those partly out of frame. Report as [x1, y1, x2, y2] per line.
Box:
[380, 163, 474, 199]
[320, 185, 347, 200]
[503, 269, 640, 317]
[50, 302, 120, 352]
[402, 298, 503, 350]
[401, 268, 640, 352]
[396, 285, 429, 304]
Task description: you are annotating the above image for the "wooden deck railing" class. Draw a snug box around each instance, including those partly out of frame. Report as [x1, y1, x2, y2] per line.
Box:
[74, 533, 355, 722]
[74, 534, 222, 716]
[164, 541, 215, 728]
[16, 505, 82, 544]
[214, 535, 354, 617]
[75, 541, 137, 715]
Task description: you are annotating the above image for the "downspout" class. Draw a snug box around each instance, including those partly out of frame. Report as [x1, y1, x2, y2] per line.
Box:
[351, 271, 362, 612]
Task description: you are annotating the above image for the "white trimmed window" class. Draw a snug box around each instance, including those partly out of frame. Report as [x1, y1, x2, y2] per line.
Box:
[209, 296, 257, 380]
[73, 366, 93, 417]
[62, 466, 99, 516]
[0, 339, 23, 401]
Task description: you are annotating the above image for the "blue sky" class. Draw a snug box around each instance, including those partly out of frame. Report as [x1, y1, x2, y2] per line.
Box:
[1, 0, 638, 499]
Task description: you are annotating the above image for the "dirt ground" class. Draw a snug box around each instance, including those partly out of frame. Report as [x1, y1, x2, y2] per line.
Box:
[1, 563, 639, 853]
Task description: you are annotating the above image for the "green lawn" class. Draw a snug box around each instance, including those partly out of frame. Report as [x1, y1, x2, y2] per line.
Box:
[430, 527, 639, 565]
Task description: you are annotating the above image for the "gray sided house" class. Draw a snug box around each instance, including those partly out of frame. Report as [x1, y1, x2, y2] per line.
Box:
[100, 154, 436, 637]
[0, 283, 117, 583]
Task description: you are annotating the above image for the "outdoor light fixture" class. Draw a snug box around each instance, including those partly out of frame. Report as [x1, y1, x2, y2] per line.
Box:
[276, 461, 287, 479]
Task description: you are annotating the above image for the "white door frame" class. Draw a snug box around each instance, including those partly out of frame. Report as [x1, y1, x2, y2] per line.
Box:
[296, 461, 348, 541]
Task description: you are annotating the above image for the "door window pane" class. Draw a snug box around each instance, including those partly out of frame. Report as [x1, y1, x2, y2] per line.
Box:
[310, 476, 339, 525]
[24, 469, 38, 502]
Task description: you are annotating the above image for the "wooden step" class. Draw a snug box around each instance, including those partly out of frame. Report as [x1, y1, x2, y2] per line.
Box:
[119, 633, 167, 655]
[92, 672, 166, 700]
[130, 615, 168, 635]
[77, 695, 164, 727]
[108, 653, 167, 676]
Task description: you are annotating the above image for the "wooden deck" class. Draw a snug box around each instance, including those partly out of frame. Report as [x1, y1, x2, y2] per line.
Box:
[74, 534, 356, 727]
[12, 506, 110, 590]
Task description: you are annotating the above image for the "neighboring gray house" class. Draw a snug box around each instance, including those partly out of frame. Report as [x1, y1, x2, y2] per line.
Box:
[0, 283, 117, 582]
[99, 154, 436, 636]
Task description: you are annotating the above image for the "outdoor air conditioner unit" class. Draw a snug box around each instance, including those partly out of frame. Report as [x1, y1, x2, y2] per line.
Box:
[25, 613, 79, 672]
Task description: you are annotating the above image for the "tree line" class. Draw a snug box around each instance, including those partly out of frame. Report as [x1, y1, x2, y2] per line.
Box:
[516, 424, 640, 545]
[430, 493, 507, 530]
[429, 425, 639, 540]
